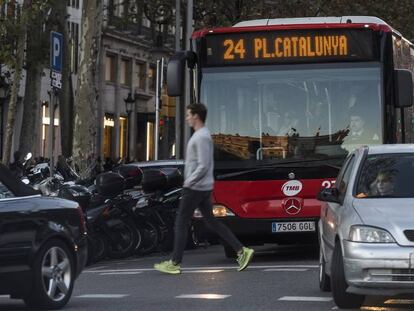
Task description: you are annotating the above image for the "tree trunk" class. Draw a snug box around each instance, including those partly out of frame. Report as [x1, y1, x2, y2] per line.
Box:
[19, 13, 43, 157]
[54, 0, 74, 157]
[2, 2, 27, 165]
[72, 0, 103, 175]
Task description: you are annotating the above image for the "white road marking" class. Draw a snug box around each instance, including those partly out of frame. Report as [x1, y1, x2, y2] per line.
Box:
[279, 296, 333, 302]
[99, 272, 142, 275]
[263, 268, 308, 272]
[0, 295, 9, 298]
[87, 266, 108, 271]
[85, 264, 317, 273]
[385, 299, 414, 305]
[183, 269, 224, 273]
[76, 294, 129, 299]
[176, 294, 231, 299]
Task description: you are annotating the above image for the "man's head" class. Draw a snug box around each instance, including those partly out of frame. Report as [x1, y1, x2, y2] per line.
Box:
[186, 103, 207, 128]
[350, 115, 365, 134]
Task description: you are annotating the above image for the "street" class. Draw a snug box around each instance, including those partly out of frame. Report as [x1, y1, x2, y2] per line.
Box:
[1, 244, 414, 311]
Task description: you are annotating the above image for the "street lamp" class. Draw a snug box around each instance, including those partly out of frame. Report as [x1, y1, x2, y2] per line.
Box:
[124, 92, 136, 162]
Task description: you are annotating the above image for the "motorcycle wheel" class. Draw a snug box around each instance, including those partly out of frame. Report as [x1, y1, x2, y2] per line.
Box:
[137, 221, 159, 255]
[87, 234, 107, 265]
[106, 219, 141, 259]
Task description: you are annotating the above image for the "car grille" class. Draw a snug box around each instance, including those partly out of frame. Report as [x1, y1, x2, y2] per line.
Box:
[368, 269, 414, 282]
[404, 230, 414, 242]
[392, 269, 414, 282]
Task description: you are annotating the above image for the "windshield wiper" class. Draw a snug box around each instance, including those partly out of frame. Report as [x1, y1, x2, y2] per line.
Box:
[216, 158, 343, 180]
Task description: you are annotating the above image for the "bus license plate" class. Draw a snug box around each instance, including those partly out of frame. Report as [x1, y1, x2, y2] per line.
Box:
[272, 221, 315, 233]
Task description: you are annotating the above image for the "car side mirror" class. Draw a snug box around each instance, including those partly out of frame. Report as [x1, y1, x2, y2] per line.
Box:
[394, 69, 413, 108]
[317, 188, 340, 204]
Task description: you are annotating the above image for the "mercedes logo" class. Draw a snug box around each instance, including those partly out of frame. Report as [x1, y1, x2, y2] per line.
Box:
[283, 198, 302, 215]
[288, 172, 295, 180]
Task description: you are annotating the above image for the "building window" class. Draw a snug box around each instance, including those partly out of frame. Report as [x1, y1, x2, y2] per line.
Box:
[120, 58, 131, 86]
[105, 54, 116, 82]
[114, 0, 125, 17]
[135, 62, 146, 90]
[149, 65, 156, 92]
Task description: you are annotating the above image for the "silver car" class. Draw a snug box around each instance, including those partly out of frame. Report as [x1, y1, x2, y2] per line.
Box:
[318, 144, 414, 309]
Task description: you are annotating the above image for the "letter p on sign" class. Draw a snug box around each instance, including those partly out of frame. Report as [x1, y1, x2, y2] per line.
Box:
[50, 31, 63, 73]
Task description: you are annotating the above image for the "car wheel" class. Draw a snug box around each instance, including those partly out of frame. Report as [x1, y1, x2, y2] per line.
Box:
[331, 242, 364, 309]
[24, 239, 75, 310]
[319, 244, 331, 292]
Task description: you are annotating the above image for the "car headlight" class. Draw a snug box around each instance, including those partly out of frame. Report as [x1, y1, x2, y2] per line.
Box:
[349, 225, 395, 243]
[192, 205, 235, 218]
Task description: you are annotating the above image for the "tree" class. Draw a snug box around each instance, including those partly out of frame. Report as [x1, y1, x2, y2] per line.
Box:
[19, 0, 53, 157]
[1, 0, 29, 165]
[72, 0, 103, 175]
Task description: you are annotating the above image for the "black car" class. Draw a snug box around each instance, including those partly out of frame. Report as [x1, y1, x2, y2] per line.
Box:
[0, 163, 88, 309]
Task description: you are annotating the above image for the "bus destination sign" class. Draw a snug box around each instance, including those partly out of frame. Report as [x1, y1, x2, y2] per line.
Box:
[203, 29, 376, 66]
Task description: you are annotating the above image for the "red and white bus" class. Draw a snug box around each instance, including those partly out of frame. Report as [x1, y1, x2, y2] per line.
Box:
[167, 16, 414, 257]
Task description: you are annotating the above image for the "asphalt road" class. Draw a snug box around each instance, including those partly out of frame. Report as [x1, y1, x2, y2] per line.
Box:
[1, 244, 414, 311]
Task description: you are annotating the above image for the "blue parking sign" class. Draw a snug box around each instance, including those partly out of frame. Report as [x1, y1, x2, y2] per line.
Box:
[50, 31, 63, 73]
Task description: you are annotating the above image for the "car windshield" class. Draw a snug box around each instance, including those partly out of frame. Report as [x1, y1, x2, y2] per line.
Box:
[356, 153, 414, 198]
[201, 63, 383, 167]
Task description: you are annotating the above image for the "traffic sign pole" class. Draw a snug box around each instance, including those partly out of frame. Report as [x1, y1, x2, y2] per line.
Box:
[49, 31, 63, 176]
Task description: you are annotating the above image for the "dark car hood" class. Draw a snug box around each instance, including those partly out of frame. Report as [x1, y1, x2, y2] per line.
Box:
[0, 163, 39, 197]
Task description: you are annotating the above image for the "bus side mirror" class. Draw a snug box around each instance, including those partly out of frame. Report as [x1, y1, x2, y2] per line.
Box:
[394, 69, 413, 108]
[167, 51, 187, 97]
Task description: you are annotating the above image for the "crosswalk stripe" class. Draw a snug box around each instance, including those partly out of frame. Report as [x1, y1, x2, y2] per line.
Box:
[183, 270, 223, 273]
[99, 272, 142, 275]
[264, 268, 308, 272]
[176, 294, 230, 299]
[279, 296, 332, 302]
[76, 294, 129, 299]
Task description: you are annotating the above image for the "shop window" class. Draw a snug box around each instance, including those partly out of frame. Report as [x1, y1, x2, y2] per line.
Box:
[119, 117, 128, 160]
[104, 114, 115, 158]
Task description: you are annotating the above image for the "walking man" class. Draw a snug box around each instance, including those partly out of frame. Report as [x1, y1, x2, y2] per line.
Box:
[154, 103, 254, 274]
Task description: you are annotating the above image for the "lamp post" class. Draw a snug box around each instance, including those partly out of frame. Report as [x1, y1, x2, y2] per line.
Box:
[124, 92, 135, 162]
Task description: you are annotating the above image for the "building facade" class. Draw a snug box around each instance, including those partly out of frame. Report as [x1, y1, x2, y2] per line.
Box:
[0, 0, 176, 163]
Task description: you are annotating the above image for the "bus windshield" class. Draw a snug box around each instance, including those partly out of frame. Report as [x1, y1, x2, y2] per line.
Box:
[200, 63, 383, 166]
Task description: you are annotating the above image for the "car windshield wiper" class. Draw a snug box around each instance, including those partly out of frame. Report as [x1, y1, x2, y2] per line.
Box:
[216, 157, 344, 180]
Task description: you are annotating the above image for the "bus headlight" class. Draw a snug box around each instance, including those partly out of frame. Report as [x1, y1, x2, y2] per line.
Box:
[193, 205, 235, 218]
[212, 204, 235, 217]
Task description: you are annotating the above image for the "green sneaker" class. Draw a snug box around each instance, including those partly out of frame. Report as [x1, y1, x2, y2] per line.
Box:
[237, 247, 254, 271]
[154, 260, 181, 275]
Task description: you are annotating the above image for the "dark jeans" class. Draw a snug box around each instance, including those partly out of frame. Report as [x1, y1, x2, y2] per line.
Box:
[171, 188, 243, 264]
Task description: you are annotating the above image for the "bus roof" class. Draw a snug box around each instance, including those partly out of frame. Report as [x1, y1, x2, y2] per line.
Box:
[193, 16, 399, 39]
[233, 16, 389, 27]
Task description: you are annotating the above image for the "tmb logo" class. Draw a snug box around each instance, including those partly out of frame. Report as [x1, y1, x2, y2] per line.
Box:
[281, 180, 303, 197]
